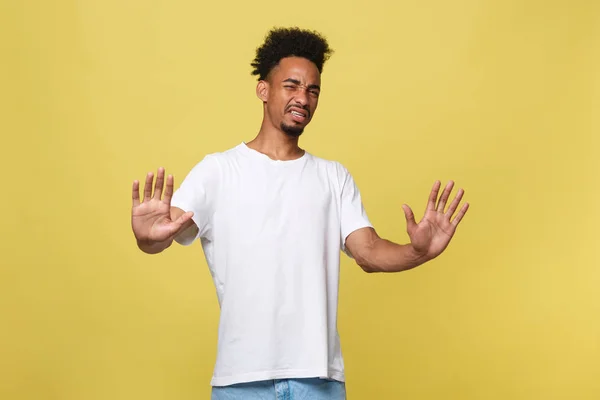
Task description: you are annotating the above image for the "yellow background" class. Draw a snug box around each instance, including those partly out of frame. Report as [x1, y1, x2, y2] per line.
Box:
[2, 0, 599, 398]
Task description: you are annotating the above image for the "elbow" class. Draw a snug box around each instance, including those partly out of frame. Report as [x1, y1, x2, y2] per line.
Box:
[345, 229, 383, 273]
[360, 264, 382, 273]
[352, 244, 383, 273]
[360, 264, 378, 273]
[355, 255, 380, 273]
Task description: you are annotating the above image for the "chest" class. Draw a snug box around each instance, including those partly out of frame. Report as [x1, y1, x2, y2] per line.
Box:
[216, 163, 338, 236]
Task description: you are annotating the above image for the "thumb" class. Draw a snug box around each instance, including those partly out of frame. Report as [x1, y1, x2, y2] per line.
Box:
[174, 211, 194, 227]
[167, 211, 194, 235]
[402, 204, 417, 231]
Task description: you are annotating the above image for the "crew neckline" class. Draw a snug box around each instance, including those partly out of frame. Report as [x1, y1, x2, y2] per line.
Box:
[239, 142, 309, 164]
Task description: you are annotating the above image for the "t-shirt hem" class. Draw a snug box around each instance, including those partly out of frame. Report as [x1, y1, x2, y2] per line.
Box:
[169, 201, 202, 245]
[210, 368, 345, 387]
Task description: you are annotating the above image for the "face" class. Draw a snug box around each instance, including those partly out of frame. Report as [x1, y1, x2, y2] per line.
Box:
[257, 56, 321, 137]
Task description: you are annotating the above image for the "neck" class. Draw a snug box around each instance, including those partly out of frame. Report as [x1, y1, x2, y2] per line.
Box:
[246, 119, 304, 161]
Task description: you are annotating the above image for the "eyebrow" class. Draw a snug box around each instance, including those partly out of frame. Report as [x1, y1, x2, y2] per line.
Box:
[283, 78, 320, 91]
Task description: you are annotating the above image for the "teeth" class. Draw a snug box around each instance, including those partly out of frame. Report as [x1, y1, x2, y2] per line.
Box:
[291, 111, 303, 117]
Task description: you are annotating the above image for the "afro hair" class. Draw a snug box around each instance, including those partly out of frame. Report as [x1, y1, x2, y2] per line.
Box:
[251, 27, 333, 81]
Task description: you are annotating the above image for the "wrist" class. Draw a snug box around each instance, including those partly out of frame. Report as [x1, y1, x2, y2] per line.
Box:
[407, 244, 431, 266]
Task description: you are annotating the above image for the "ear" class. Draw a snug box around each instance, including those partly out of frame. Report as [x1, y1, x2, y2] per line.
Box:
[256, 80, 269, 102]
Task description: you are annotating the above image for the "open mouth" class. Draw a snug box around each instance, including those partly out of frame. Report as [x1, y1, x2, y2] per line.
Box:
[288, 108, 309, 123]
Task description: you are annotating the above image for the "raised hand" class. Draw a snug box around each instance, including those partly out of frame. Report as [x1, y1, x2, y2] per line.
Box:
[401, 181, 469, 260]
[131, 167, 194, 246]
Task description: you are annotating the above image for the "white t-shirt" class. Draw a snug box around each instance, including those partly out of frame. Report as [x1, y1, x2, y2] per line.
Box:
[171, 142, 372, 386]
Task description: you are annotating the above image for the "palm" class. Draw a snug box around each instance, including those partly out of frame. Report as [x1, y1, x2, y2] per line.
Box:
[131, 168, 191, 243]
[132, 198, 177, 242]
[402, 181, 469, 260]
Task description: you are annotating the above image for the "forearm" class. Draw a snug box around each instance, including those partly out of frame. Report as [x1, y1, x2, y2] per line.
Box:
[358, 238, 429, 273]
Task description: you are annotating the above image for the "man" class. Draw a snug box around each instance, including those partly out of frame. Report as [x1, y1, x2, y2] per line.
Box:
[131, 27, 469, 400]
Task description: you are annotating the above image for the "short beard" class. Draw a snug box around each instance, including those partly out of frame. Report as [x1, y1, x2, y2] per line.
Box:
[280, 122, 304, 138]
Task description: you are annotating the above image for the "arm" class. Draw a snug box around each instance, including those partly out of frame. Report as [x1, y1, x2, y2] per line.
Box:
[345, 180, 469, 273]
[345, 227, 426, 273]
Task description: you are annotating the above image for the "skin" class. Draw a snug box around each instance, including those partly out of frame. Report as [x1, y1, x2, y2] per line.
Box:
[131, 56, 469, 271]
[246, 56, 322, 160]
[131, 169, 195, 254]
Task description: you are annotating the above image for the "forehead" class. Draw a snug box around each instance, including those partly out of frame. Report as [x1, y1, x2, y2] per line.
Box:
[270, 57, 321, 84]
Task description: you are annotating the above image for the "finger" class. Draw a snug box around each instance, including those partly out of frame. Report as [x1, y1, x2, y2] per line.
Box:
[153, 167, 165, 200]
[143, 172, 154, 202]
[170, 211, 195, 234]
[402, 204, 417, 231]
[132, 180, 140, 207]
[163, 174, 174, 205]
[426, 181, 441, 213]
[436, 181, 455, 213]
[176, 211, 194, 225]
[445, 188, 464, 217]
[451, 202, 470, 226]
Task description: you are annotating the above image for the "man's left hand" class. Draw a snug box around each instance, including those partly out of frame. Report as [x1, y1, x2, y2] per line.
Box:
[401, 180, 469, 261]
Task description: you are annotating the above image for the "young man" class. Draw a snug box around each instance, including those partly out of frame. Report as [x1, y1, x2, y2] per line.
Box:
[131, 27, 469, 400]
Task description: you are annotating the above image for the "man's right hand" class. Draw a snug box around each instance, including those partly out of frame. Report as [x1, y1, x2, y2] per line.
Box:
[131, 167, 194, 253]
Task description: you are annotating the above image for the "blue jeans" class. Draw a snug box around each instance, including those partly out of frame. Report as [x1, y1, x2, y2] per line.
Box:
[211, 378, 347, 400]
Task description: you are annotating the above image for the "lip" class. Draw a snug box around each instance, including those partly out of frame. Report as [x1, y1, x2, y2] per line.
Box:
[287, 107, 309, 123]
[289, 111, 307, 123]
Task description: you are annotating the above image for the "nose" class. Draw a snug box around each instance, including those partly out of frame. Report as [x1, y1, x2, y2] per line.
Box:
[294, 88, 308, 106]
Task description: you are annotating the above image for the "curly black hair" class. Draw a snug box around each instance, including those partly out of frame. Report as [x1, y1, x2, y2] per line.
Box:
[251, 27, 333, 81]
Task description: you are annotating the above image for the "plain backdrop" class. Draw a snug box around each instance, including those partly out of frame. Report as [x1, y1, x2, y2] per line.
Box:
[1, 0, 599, 399]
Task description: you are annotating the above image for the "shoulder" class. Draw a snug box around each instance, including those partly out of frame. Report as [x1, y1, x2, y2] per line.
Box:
[306, 152, 353, 188]
[180, 145, 237, 183]
[307, 152, 348, 173]
[205, 143, 242, 161]
[189, 143, 244, 169]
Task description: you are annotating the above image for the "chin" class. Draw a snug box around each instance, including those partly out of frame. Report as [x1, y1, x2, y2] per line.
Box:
[281, 122, 305, 138]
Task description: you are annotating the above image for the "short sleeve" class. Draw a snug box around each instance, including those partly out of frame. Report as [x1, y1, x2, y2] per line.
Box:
[171, 155, 220, 244]
[339, 165, 373, 257]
